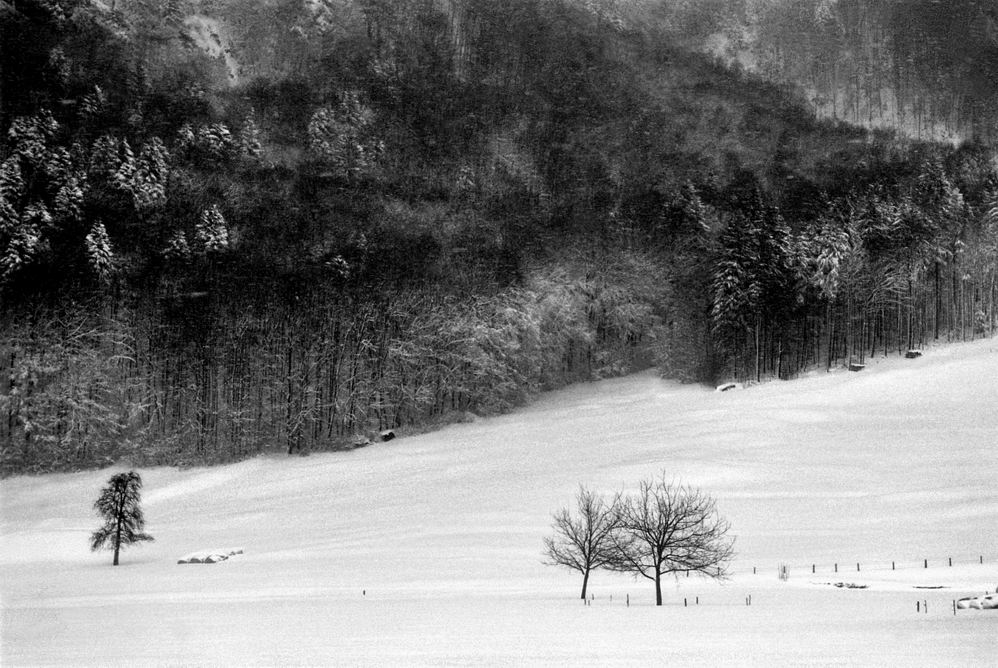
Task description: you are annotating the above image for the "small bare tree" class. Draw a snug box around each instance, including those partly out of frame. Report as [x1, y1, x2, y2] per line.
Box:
[543, 485, 620, 599]
[609, 474, 733, 605]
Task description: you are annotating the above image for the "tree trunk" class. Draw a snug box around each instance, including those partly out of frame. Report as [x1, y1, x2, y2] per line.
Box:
[113, 515, 122, 566]
[934, 261, 941, 340]
[580, 568, 590, 600]
[112, 486, 127, 566]
[654, 570, 662, 606]
[754, 316, 761, 383]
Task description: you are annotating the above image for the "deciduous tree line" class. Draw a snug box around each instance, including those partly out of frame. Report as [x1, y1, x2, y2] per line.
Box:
[1, 254, 667, 472]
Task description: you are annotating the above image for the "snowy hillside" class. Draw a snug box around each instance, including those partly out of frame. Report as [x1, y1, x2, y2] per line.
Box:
[2, 338, 997, 665]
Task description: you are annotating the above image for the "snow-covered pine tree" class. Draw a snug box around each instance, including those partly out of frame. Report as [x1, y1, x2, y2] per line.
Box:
[711, 192, 795, 381]
[90, 471, 154, 566]
[195, 204, 229, 252]
[236, 112, 263, 162]
[84, 221, 114, 282]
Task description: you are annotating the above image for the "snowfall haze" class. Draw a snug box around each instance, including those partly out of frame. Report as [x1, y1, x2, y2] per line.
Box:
[2, 339, 997, 665]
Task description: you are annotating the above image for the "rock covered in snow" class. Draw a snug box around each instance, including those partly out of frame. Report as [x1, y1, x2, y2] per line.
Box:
[715, 382, 741, 392]
[350, 435, 371, 448]
[178, 548, 244, 564]
[956, 594, 998, 610]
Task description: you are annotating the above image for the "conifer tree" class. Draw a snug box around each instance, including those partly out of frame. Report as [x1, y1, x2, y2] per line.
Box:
[90, 471, 154, 566]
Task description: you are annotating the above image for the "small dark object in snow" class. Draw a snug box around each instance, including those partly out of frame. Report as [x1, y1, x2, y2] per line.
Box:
[715, 382, 738, 392]
[848, 363, 865, 372]
[833, 582, 868, 589]
[380, 429, 395, 442]
[905, 350, 922, 359]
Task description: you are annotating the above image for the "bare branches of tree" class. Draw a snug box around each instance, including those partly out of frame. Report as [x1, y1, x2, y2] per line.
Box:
[543, 485, 620, 599]
[609, 474, 734, 605]
[543, 473, 734, 605]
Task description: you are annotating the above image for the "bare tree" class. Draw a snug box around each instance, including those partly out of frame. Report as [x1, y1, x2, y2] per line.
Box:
[543, 485, 621, 599]
[609, 474, 734, 605]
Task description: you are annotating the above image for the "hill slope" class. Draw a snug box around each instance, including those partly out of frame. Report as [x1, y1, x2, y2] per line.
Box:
[2, 338, 996, 664]
[4, 0, 997, 473]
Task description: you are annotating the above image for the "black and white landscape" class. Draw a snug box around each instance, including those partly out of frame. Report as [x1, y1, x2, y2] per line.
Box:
[2, 1, 997, 665]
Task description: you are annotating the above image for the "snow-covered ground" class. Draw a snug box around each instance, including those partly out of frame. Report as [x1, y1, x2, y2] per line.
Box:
[3, 338, 997, 665]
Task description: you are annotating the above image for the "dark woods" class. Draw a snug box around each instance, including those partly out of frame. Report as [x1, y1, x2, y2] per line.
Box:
[2, 0, 997, 473]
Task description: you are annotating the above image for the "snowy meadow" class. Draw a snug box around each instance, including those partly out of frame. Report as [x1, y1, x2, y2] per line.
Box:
[3, 338, 997, 665]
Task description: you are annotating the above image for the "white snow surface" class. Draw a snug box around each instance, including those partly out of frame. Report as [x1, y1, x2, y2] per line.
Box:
[3, 338, 998, 665]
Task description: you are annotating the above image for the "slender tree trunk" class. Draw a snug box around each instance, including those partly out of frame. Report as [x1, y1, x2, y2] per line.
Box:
[655, 570, 662, 606]
[754, 316, 761, 383]
[826, 303, 834, 371]
[581, 568, 590, 600]
[113, 491, 124, 566]
[934, 261, 941, 340]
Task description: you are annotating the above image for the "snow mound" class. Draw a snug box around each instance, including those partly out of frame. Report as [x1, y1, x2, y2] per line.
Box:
[956, 594, 998, 610]
[177, 548, 244, 565]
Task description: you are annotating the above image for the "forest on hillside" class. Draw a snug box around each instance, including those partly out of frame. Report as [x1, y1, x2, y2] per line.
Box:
[2, 0, 997, 474]
[632, 0, 998, 143]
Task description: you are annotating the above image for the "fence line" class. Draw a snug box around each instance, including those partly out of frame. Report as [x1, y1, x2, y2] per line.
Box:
[728, 552, 997, 579]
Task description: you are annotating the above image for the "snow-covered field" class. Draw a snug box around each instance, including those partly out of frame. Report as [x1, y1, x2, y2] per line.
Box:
[3, 339, 997, 666]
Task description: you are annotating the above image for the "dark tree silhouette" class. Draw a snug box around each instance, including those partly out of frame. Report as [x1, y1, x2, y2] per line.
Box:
[90, 471, 154, 565]
[543, 485, 620, 599]
[609, 474, 734, 606]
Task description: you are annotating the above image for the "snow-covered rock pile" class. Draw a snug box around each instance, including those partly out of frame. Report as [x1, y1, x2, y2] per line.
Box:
[177, 548, 244, 564]
[956, 594, 998, 610]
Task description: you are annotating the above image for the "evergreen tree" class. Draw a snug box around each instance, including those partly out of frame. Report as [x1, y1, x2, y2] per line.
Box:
[90, 471, 154, 566]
